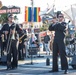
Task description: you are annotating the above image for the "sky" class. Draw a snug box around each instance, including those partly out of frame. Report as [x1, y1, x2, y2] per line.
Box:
[1, 0, 76, 23]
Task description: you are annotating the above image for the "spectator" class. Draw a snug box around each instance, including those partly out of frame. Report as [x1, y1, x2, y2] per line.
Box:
[44, 32, 50, 55]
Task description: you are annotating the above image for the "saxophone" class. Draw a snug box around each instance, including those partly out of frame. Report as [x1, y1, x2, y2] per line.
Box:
[19, 34, 27, 43]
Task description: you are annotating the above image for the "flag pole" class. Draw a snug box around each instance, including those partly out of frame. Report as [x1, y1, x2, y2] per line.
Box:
[31, 0, 34, 33]
[30, 0, 34, 65]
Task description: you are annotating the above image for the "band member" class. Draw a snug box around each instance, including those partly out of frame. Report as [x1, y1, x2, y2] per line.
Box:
[18, 24, 27, 60]
[0, 21, 6, 56]
[49, 13, 68, 74]
[1, 14, 20, 70]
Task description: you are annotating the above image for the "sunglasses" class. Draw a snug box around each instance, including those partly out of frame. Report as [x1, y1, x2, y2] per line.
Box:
[58, 16, 64, 18]
[9, 17, 14, 19]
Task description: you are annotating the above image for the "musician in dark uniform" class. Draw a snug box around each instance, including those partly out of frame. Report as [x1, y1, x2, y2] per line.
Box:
[49, 13, 68, 74]
[18, 24, 27, 60]
[1, 14, 20, 70]
[1, 22, 8, 56]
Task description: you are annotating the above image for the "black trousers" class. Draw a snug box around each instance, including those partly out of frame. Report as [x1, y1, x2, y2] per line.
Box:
[52, 39, 68, 70]
[18, 43, 25, 60]
[1, 41, 7, 56]
[7, 40, 18, 68]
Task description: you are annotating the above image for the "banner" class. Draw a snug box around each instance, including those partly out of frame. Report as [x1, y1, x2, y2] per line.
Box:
[25, 6, 32, 22]
[34, 7, 41, 22]
[25, 6, 41, 22]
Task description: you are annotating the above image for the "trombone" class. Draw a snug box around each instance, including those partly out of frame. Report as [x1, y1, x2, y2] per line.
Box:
[6, 16, 18, 54]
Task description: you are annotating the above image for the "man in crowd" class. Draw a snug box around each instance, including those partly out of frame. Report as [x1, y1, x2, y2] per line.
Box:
[44, 32, 50, 55]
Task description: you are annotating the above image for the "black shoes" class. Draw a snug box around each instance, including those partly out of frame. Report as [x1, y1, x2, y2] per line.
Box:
[49, 69, 68, 74]
[64, 69, 68, 74]
[7, 65, 12, 70]
[7, 66, 12, 70]
[7, 66, 17, 70]
[7, 67, 12, 70]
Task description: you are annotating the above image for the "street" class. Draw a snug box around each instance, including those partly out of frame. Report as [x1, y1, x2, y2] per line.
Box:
[0, 54, 76, 75]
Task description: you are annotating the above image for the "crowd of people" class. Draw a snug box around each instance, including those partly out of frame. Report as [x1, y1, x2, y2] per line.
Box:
[0, 12, 70, 74]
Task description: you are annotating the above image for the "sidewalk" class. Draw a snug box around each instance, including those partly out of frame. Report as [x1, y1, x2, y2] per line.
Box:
[0, 53, 76, 75]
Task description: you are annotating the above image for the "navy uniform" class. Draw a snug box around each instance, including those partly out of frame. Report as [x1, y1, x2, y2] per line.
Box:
[0, 23, 7, 56]
[18, 28, 27, 60]
[1, 15, 20, 70]
[49, 22, 68, 72]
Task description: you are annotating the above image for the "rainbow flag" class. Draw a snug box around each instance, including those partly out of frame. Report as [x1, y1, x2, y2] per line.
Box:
[25, 6, 32, 22]
[25, 6, 41, 22]
[34, 7, 41, 22]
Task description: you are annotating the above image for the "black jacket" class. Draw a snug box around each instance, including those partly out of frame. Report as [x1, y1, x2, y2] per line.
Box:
[49, 22, 66, 40]
[44, 35, 50, 43]
[1, 22, 20, 41]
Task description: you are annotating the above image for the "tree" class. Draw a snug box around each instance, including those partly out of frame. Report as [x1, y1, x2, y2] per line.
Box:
[0, 14, 8, 24]
[40, 23, 49, 31]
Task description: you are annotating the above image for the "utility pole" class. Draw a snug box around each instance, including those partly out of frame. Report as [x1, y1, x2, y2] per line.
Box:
[31, 0, 34, 33]
[30, 0, 34, 65]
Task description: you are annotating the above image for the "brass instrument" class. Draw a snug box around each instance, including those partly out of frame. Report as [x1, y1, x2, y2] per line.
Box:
[19, 34, 27, 43]
[1, 34, 5, 42]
